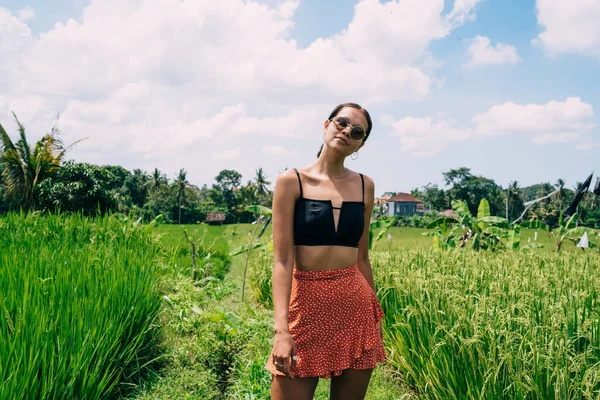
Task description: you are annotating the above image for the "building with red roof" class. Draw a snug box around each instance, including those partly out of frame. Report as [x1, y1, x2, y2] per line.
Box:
[385, 193, 425, 217]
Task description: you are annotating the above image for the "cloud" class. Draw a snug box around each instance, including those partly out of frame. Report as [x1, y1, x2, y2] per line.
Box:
[383, 115, 471, 156]
[446, 0, 485, 26]
[384, 97, 596, 155]
[262, 145, 296, 156]
[533, 0, 600, 56]
[576, 141, 600, 150]
[17, 6, 35, 22]
[213, 149, 241, 161]
[471, 97, 595, 141]
[0, 0, 485, 184]
[465, 35, 520, 68]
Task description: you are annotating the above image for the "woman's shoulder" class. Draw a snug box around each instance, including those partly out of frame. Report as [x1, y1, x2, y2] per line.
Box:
[346, 168, 374, 188]
[274, 169, 301, 191]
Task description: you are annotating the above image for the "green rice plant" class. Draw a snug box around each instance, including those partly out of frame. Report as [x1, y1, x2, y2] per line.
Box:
[248, 245, 275, 309]
[0, 212, 163, 399]
[374, 249, 600, 399]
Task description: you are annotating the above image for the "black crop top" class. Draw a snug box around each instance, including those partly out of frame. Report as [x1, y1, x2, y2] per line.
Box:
[292, 168, 365, 248]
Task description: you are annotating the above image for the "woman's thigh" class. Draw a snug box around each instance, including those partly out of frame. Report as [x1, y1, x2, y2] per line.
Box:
[271, 374, 319, 400]
[330, 368, 374, 400]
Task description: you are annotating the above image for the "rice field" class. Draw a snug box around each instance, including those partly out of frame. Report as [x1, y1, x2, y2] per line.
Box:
[374, 250, 600, 399]
[4, 215, 600, 399]
[0, 213, 163, 399]
[247, 229, 600, 399]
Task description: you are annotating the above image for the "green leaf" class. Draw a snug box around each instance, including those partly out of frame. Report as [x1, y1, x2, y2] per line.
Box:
[521, 220, 551, 232]
[483, 226, 507, 238]
[479, 216, 509, 226]
[564, 213, 578, 229]
[425, 216, 457, 230]
[506, 225, 521, 250]
[244, 205, 272, 216]
[477, 198, 491, 219]
[163, 295, 174, 309]
[452, 200, 471, 219]
[228, 242, 265, 256]
[471, 233, 481, 250]
[521, 243, 545, 251]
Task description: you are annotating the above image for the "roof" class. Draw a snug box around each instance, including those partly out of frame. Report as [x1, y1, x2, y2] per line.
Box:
[440, 209, 458, 218]
[206, 212, 226, 221]
[388, 193, 423, 203]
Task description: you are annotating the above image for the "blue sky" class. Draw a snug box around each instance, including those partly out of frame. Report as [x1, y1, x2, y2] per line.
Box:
[1, 0, 599, 194]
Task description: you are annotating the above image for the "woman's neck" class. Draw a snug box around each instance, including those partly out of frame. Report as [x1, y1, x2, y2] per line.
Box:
[312, 148, 347, 179]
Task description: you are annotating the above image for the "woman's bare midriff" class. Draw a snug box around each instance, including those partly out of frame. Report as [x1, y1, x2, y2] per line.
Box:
[294, 245, 358, 272]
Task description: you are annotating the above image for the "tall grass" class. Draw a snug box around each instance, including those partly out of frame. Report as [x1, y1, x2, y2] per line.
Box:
[374, 249, 600, 399]
[0, 212, 162, 399]
[247, 240, 600, 398]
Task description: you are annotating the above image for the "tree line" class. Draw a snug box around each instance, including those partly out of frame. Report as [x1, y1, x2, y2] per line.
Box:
[1, 114, 598, 227]
[409, 167, 600, 228]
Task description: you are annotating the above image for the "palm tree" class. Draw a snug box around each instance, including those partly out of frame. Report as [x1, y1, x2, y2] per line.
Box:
[144, 168, 168, 194]
[506, 180, 521, 220]
[173, 168, 199, 224]
[555, 178, 566, 211]
[0, 112, 84, 210]
[252, 167, 271, 202]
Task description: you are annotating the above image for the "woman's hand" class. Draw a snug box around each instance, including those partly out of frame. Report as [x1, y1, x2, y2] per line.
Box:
[271, 330, 297, 378]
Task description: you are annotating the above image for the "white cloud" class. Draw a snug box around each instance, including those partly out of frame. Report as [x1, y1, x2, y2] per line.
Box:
[472, 97, 595, 141]
[385, 97, 596, 155]
[531, 132, 583, 145]
[447, 0, 485, 26]
[17, 6, 35, 22]
[533, 0, 600, 56]
[0, 0, 485, 184]
[262, 145, 296, 156]
[213, 149, 241, 161]
[383, 115, 471, 156]
[576, 141, 600, 150]
[465, 35, 520, 68]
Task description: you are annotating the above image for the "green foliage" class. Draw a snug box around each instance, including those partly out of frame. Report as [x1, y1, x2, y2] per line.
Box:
[0, 113, 83, 210]
[522, 212, 598, 253]
[411, 183, 449, 212]
[0, 212, 162, 399]
[393, 213, 439, 228]
[36, 161, 119, 215]
[369, 215, 395, 250]
[375, 249, 600, 399]
[424, 199, 526, 251]
[442, 168, 504, 216]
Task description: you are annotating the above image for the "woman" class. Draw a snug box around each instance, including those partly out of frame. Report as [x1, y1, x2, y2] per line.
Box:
[265, 103, 386, 400]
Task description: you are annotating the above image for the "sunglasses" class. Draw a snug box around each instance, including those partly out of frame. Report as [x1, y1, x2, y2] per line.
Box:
[330, 116, 367, 141]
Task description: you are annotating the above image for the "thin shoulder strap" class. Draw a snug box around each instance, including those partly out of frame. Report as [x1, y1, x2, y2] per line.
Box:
[293, 168, 303, 197]
[359, 173, 365, 202]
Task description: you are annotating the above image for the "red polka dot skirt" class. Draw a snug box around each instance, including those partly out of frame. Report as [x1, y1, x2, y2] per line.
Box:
[265, 263, 386, 379]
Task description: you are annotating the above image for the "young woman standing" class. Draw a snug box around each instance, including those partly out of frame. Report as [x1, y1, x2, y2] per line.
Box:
[265, 103, 386, 400]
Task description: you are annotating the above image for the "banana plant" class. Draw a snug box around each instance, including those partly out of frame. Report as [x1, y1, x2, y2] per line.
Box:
[369, 216, 395, 250]
[422, 214, 457, 249]
[424, 199, 529, 251]
[521, 212, 598, 253]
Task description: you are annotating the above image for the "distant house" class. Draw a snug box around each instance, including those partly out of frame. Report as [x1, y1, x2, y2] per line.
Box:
[205, 212, 226, 225]
[386, 193, 425, 217]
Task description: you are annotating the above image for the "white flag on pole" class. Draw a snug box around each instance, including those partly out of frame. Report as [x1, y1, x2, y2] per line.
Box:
[577, 231, 589, 249]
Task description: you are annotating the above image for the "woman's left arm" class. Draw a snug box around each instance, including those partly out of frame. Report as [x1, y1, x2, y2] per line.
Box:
[357, 174, 376, 293]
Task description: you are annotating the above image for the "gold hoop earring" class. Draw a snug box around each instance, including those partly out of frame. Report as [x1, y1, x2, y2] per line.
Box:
[351, 152, 358, 160]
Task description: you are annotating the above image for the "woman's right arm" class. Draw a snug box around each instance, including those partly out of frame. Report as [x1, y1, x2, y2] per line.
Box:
[270, 170, 299, 376]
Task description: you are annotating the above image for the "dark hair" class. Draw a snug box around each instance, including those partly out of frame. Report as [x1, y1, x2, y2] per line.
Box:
[317, 102, 373, 158]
